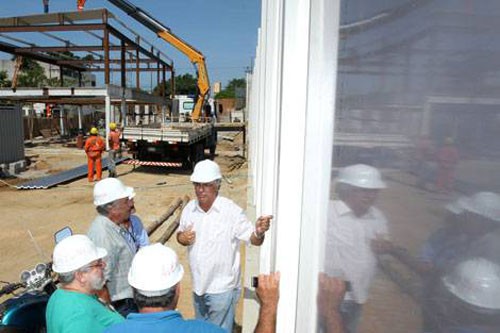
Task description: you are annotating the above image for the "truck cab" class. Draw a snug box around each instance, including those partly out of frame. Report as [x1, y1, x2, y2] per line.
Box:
[172, 95, 195, 122]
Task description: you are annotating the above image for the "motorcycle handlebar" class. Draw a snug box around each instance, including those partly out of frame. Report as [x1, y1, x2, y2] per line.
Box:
[0, 283, 25, 296]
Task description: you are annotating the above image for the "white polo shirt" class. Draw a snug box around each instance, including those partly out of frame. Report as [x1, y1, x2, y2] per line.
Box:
[325, 200, 389, 304]
[179, 196, 254, 295]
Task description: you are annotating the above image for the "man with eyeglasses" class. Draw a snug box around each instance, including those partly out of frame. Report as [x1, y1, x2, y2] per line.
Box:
[46, 234, 124, 333]
[88, 178, 141, 317]
[177, 159, 272, 332]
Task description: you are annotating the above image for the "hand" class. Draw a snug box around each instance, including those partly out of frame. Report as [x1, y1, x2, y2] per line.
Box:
[371, 237, 394, 254]
[256, 272, 280, 309]
[254, 272, 280, 333]
[318, 273, 346, 310]
[317, 273, 346, 333]
[255, 215, 273, 237]
[178, 225, 196, 246]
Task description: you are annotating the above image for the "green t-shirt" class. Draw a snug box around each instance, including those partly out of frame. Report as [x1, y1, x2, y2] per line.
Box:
[46, 289, 124, 333]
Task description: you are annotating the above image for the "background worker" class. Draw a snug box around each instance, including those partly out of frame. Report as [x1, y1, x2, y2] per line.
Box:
[88, 178, 140, 317]
[46, 234, 124, 333]
[107, 122, 121, 178]
[436, 137, 459, 193]
[84, 127, 105, 182]
[413, 135, 436, 190]
[325, 164, 391, 333]
[104, 243, 225, 333]
[177, 159, 272, 333]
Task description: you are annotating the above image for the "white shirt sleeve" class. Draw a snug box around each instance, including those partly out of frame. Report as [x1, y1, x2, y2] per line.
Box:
[179, 201, 195, 232]
[231, 206, 254, 243]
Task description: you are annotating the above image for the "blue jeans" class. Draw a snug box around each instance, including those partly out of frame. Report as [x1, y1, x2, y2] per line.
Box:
[340, 300, 363, 333]
[193, 288, 241, 333]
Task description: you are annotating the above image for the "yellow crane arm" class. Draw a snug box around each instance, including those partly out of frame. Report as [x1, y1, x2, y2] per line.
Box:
[157, 31, 209, 121]
[106, 0, 210, 121]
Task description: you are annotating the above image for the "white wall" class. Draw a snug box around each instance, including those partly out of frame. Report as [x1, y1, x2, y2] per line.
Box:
[246, 0, 340, 331]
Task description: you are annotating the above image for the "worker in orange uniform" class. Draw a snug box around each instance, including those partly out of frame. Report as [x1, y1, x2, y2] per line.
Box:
[107, 122, 121, 178]
[84, 127, 105, 182]
[77, 0, 86, 11]
[436, 137, 459, 193]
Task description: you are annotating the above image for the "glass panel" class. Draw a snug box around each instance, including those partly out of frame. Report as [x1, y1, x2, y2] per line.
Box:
[182, 101, 194, 112]
[321, 1, 500, 332]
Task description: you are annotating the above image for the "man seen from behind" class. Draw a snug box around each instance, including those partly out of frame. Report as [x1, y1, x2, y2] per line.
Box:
[104, 243, 224, 333]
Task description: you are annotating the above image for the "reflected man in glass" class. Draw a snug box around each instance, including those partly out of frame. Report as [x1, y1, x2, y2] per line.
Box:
[325, 164, 392, 333]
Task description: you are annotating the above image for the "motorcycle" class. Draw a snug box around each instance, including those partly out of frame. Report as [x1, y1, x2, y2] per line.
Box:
[0, 227, 72, 333]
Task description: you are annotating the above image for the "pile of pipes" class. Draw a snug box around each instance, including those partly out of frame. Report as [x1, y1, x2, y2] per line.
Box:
[146, 195, 190, 243]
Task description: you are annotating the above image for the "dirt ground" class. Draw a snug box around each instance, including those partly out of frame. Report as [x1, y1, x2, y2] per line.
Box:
[0, 132, 248, 321]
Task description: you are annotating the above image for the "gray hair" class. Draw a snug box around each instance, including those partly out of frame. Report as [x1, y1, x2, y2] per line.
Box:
[215, 179, 222, 191]
[57, 265, 93, 285]
[96, 198, 121, 216]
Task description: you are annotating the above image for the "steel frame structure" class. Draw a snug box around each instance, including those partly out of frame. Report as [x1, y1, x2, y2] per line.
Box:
[0, 8, 175, 101]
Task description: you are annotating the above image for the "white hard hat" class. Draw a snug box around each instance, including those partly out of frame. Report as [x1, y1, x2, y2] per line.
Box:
[128, 243, 184, 297]
[337, 164, 386, 189]
[456, 192, 500, 222]
[52, 235, 107, 274]
[442, 257, 500, 310]
[93, 178, 135, 206]
[190, 159, 222, 183]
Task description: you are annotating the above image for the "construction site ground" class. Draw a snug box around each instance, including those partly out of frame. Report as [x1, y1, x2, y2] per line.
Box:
[1, 134, 498, 332]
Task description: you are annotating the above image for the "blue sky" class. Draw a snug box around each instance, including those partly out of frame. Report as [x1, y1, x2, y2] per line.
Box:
[0, 0, 261, 88]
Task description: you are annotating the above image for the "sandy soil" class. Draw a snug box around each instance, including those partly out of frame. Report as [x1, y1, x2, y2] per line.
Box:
[0, 133, 247, 321]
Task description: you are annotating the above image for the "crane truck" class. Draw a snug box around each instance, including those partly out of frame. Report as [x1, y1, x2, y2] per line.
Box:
[84, 0, 215, 168]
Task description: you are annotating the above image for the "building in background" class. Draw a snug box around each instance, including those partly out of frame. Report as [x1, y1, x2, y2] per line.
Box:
[0, 104, 26, 175]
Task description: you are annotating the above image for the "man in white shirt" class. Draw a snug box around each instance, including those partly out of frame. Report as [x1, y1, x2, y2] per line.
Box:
[325, 164, 391, 333]
[177, 159, 272, 333]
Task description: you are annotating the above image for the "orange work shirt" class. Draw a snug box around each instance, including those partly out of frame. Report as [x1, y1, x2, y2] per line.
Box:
[84, 135, 105, 158]
[108, 130, 121, 150]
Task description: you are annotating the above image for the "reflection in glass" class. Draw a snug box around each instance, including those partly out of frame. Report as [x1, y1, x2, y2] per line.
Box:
[322, 1, 500, 332]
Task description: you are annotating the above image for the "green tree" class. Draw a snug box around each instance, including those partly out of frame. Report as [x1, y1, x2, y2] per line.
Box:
[215, 78, 246, 99]
[153, 73, 197, 96]
[15, 58, 48, 87]
[0, 70, 11, 87]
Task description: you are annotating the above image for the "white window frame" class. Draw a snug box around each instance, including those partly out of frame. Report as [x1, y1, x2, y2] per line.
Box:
[246, 0, 340, 331]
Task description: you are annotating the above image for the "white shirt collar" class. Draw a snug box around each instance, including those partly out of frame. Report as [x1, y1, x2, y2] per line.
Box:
[335, 200, 375, 219]
[194, 195, 221, 213]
